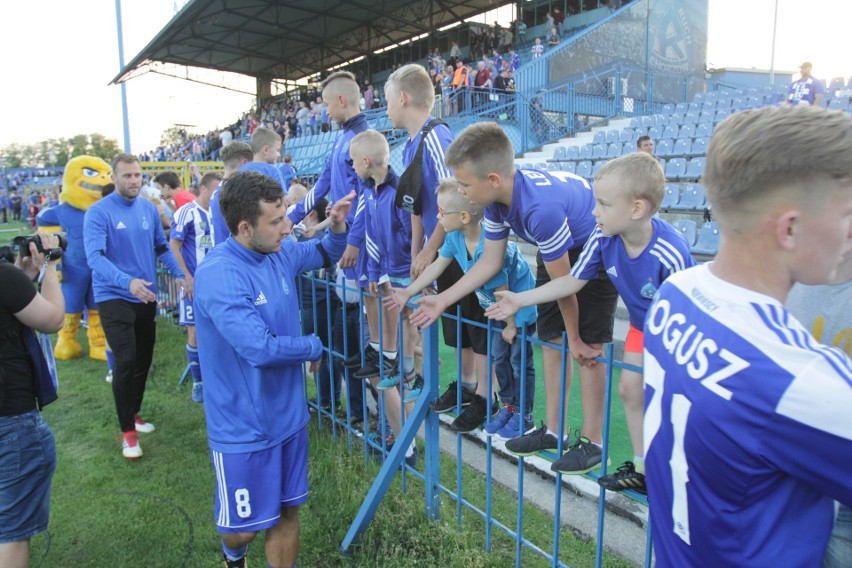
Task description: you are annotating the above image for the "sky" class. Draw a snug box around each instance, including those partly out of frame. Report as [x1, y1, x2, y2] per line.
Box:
[1, 0, 849, 156]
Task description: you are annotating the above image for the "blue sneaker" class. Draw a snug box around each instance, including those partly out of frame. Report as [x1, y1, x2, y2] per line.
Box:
[376, 369, 405, 390]
[496, 412, 535, 440]
[191, 382, 203, 403]
[484, 404, 514, 436]
[402, 374, 423, 403]
[367, 433, 417, 468]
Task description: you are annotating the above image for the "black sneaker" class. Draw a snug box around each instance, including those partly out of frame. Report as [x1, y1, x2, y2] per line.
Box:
[550, 435, 610, 475]
[597, 461, 646, 495]
[450, 394, 496, 433]
[223, 553, 247, 568]
[354, 352, 397, 380]
[343, 344, 375, 369]
[504, 422, 564, 456]
[430, 381, 475, 413]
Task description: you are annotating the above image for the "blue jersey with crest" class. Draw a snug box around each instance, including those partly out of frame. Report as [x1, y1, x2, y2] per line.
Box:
[172, 201, 213, 276]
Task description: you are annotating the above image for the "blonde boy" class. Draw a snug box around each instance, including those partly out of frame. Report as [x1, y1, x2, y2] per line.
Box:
[487, 152, 695, 491]
[240, 126, 286, 187]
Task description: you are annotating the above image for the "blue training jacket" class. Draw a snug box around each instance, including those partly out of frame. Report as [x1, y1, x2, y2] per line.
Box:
[84, 191, 184, 303]
[363, 168, 412, 283]
[194, 229, 347, 453]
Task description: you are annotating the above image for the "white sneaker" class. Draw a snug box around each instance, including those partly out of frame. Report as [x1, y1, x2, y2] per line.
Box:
[105, 370, 113, 383]
[122, 432, 143, 459]
[134, 415, 155, 433]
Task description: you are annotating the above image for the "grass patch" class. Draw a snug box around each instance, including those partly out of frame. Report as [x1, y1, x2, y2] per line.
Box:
[33, 319, 633, 567]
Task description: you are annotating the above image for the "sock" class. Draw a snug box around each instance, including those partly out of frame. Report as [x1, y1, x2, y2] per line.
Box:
[633, 456, 645, 474]
[406, 441, 415, 457]
[106, 349, 115, 371]
[369, 341, 380, 351]
[383, 350, 397, 360]
[186, 344, 202, 383]
[461, 381, 477, 392]
[403, 355, 415, 375]
[222, 540, 247, 561]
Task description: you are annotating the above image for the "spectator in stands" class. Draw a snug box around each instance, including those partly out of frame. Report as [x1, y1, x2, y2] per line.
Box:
[0, 231, 64, 568]
[239, 127, 286, 188]
[296, 101, 310, 136]
[787, 61, 826, 107]
[545, 12, 555, 34]
[371, 87, 382, 109]
[553, 7, 565, 28]
[219, 127, 233, 148]
[547, 27, 561, 49]
[363, 83, 374, 111]
[154, 171, 196, 210]
[10, 191, 22, 221]
[474, 61, 493, 108]
[636, 135, 654, 155]
[278, 154, 296, 191]
[84, 154, 187, 459]
[531, 37, 544, 58]
[210, 141, 253, 244]
[509, 48, 520, 70]
[449, 41, 462, 66]
[515, 19, 527, 47]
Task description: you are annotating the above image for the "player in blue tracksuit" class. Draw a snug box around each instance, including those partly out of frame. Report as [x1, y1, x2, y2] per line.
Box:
[83, 154, 186, 460]
[209, 141, 253, 245]
[194, 170, 354, 568]
[363, 168, 411, 285]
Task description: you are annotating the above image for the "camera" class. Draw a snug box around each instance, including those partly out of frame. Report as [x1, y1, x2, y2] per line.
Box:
[13, 234, 68, 261]
[0, 245, 15, 264]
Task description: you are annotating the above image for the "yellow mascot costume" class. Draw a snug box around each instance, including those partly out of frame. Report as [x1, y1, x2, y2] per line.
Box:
[37, 156, 112, 360]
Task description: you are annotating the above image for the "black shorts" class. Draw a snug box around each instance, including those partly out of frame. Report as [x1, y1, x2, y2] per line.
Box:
[437, 258, 489, 355]
[535, 248, 617, 344]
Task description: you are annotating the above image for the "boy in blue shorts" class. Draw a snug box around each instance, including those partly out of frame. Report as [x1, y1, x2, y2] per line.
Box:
[194, 171, 354, 568]
[349, 130, 418, 466]
[169, 171, 221, 403]
[486, 152, 695, 490]
[387, 178, 538, 437]
[412, 122, 619, 475]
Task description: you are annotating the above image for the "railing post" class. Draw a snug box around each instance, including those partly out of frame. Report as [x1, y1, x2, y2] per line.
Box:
[423, 320, 441, 520]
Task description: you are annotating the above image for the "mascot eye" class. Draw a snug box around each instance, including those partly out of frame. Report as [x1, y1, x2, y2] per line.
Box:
[82, 168, 100, 177]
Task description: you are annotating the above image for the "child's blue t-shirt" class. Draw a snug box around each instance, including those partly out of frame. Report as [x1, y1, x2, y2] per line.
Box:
[571, 217, 696, 329]
[439, 226, 537, 327]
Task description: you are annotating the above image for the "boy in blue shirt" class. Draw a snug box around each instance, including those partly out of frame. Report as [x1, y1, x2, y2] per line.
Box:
[388, 179, 538, 437]
[349, 130, 418, 466]
[487, 152, 695, 491]
[239, 126, 286, 188]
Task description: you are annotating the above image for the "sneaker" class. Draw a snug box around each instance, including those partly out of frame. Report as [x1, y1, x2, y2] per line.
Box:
[223, 554, 247, 568]
[402, 374, 423, 403]
[495, 412, 536, 441]
[597, 461, 646, 495]
[550, 435, 610, 475]
[376, 367, 409, 391]
[484, 404, 514, 436]
[122, 431, 143, 459]
[504, 422, 564, 456]
[449, 394, 495, 433]
[355, 353, 398, 381]
[368, 435, 418, 468]
[430, 381, 475, 413]
[343, 344, 375, 369]
[191, 382, 203, 403]
[134, 414, 155, 434]
[105, 369, 113, 383]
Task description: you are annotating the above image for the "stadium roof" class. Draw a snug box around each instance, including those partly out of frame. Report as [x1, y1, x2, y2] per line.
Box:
[113, 0, 497, 85]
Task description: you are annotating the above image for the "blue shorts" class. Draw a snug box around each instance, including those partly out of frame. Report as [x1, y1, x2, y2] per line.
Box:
[179, 288, 195, 326]
[211, 427, 308, 533]
[0, 410, 56, 544]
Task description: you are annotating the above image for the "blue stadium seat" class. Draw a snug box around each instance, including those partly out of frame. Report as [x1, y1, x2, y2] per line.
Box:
[679, 123, 695, 138]
[559, 161, 577, 174]
[692, 92, 705, 103]
[699, 111, 715, 123]
[648, 126, 663, 140]
[669, 113, 684, 125]
[689, 137, 708, 156]
[672, 219, 698, 247]
[675, 102, 689, 113]
[607, 143, 622, 158]
[565, 146, 580, 161]
[695, 123, 712, 138]
[575, 160, 593, 179]
[673, 138, 692, 156]
[593, 130, 607, 145]
[691, 221, 721, 255]
[629, 117, 642, 129]
[731, 97, 747, 111]
[686, 157, 706, 179]
[633, 126, 648, 137]
[658, 158, 667, 172]
[746, 96, 763, 108]
[714, 110, 730, 123]
[656, 114, 671, 126]
[663, 125, 679, 139]
[535, 163, 548, 170]
[666, 158, 687, 179]
[701, 101, 716, 113]
[661, 183, 681, 210]
[715, 98, 731, 110]
[641, 115, 655, 128]
[675, 183, 706, 210]
[655, 139, 673, 158]
[684, 111, 699, 124]
[705, 91, 719, 103]
[579, 144, 594, 160]
[688, 102, 702, 113]
[592, 160, 608, 177]
[661, 103, 675, 115]
[620, 142, 633, 155]
[620, 128, 636, 143]
[828, 77, 845, 92]
[828, 98, 850, 110]
[592, 144, 608, 160]
[606, 129, 620, 144]
[552, 146, 566, 161]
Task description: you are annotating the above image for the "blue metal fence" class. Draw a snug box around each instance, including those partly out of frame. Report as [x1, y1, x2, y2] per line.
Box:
[298, 272, 652, 567]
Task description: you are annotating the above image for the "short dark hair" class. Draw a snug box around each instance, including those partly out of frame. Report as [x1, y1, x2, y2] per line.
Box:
[312, 198, 329, 223]
[219, 171, 284, 235]
[199, 172, 223, 189]
[111, 153, 138, 172]
[153, 171, 181, 189]
[636, 135, 651, 149]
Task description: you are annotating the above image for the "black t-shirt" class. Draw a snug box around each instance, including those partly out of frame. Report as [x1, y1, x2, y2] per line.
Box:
[0, 261, 37, 416]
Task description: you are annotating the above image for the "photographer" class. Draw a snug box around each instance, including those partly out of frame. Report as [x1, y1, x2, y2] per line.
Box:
[0, 232, 64, 568]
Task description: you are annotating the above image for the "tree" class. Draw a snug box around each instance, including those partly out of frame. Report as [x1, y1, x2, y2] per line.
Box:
[0, 134, 121, 168]
[159, 125, 192, 148]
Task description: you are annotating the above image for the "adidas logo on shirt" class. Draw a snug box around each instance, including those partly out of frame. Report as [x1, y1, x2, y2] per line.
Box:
[606, 266, 618, 277]
[255, 291, 267, 305]
[116, 221, 127, 229]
